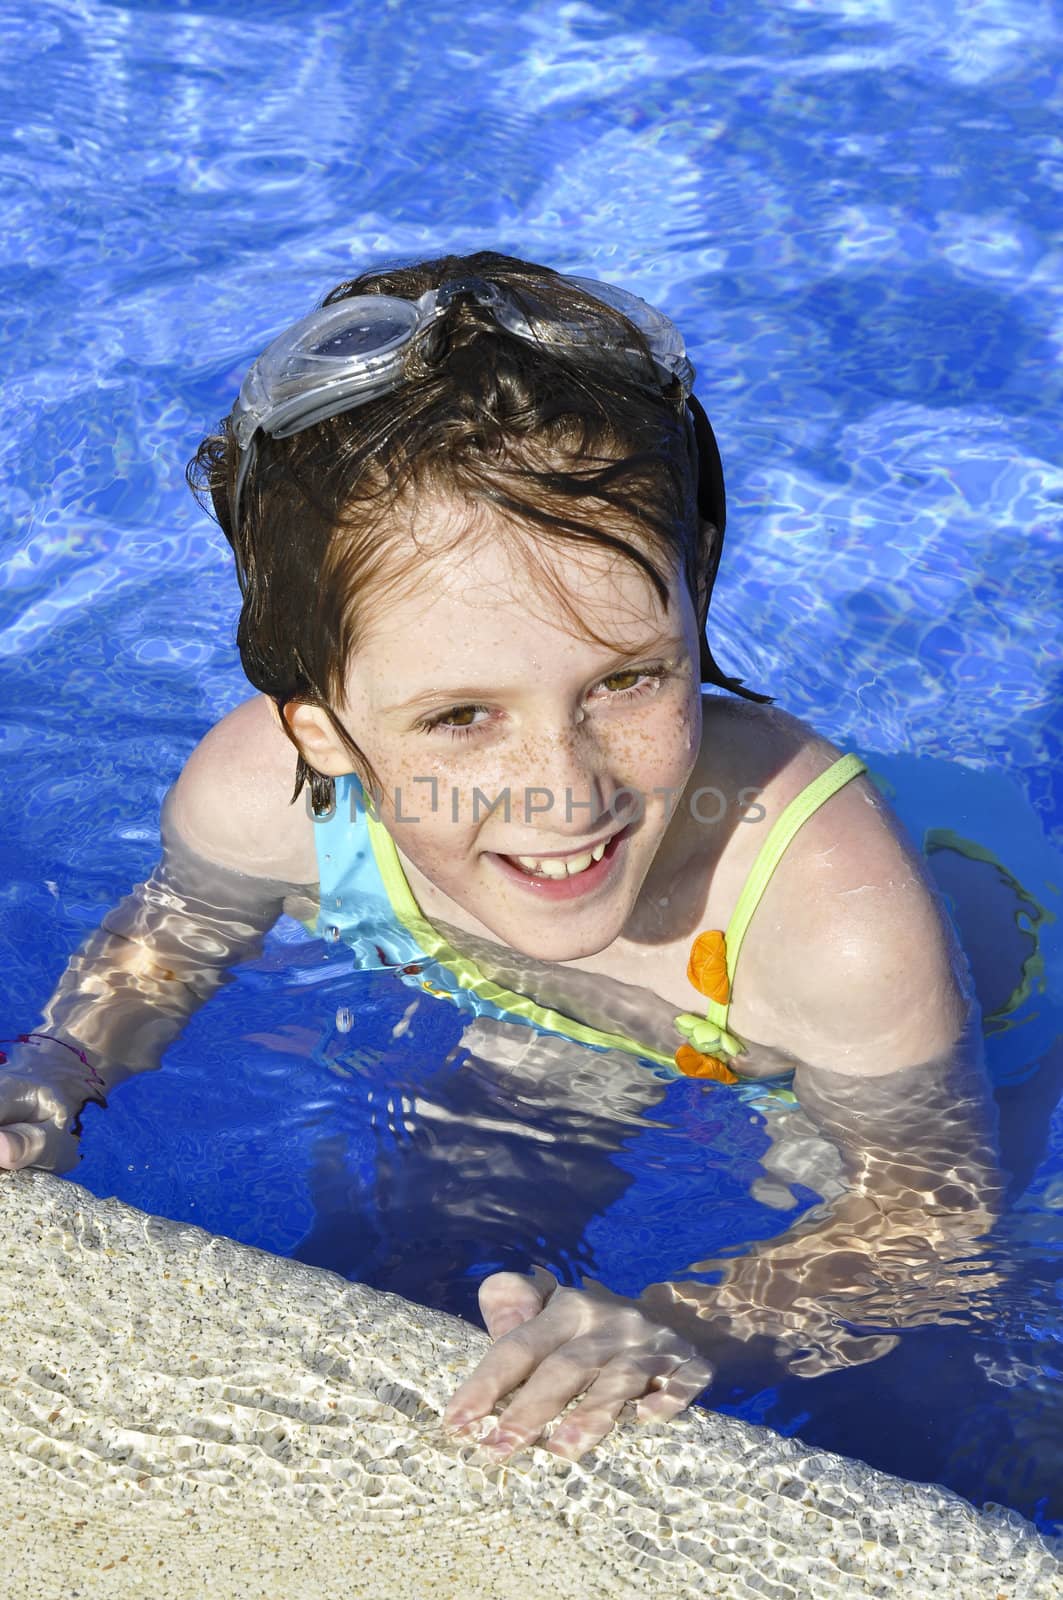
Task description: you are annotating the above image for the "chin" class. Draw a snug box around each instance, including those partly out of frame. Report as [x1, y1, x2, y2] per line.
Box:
[494, 922, 616, 964]
[521, 941, 594, 964]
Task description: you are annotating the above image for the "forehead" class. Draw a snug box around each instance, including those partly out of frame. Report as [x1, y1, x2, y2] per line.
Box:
[350, 499, 681, 674]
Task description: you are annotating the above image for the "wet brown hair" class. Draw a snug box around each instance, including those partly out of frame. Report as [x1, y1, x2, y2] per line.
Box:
[187, 249, 769, 814]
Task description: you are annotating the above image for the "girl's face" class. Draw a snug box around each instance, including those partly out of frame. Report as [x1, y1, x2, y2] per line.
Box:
[336, 503, 703, 962]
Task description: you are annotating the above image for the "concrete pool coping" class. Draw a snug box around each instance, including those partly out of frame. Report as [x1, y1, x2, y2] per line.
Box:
[1, 1170, 1059, 1600]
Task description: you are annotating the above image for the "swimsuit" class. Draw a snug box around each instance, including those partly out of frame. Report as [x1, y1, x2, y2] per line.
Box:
[308, 752, 868, 1087]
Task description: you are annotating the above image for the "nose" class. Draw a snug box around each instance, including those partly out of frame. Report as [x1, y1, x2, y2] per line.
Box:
[512, 722, 628, 838]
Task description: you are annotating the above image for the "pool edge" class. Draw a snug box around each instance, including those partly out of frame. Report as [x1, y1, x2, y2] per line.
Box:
[2, 1170, 1059, 1600]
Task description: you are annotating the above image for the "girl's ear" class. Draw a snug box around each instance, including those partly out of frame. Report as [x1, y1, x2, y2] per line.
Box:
[281, 700, 357, 777]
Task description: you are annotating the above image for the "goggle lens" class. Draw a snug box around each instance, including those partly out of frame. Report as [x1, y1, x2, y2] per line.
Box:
[312, 317, 409, 358]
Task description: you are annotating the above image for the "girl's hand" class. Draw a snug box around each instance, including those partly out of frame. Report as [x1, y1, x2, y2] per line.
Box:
[0, 1036, 105, 1173]
[443, 1267, 716, 1462]
[0, 1073, 83, 1172]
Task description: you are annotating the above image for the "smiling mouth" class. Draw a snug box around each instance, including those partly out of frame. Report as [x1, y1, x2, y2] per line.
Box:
[507, 839, 609, 879]
[489, 826, 629, 893]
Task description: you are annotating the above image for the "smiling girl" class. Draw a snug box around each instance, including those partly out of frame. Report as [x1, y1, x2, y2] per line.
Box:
[0, 251, 995, 1464]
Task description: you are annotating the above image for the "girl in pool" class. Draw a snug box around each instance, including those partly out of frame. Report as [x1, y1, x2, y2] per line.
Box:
[0, 250, 1000, 1463]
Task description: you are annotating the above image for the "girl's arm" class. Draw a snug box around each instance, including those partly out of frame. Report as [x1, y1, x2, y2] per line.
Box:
[0, 700, 314, 1172]
[442, 1025, 1007, 1461]
[649, 1028, 1007, 1367]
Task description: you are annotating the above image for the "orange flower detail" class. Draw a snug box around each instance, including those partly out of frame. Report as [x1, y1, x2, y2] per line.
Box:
[674, 1044, 739, 1084]
[686, 929, 730, 1005]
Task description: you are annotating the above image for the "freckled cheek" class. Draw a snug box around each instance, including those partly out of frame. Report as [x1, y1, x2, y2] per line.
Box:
[605, 704, 698, 791]
[404, 827, 481, 887]
[661, 691, 702, 779]
[389, 811, 484, 888]
[369, 746, 490, 877]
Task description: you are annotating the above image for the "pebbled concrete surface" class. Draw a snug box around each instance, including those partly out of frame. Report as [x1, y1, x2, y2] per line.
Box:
[1, 1170, 1059, 1600]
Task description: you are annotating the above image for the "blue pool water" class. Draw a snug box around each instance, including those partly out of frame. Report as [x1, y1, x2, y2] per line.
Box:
[2, 0, 1061, 1539]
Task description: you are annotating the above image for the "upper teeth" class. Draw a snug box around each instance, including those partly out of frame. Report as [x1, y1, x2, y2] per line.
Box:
[513, 841, 607, 878]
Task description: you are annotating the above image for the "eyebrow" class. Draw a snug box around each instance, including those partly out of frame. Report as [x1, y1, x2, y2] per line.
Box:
[379, 635, 687, 714]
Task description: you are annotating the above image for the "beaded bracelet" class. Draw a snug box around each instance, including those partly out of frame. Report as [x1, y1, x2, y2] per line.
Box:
[0, 1032, 107, 1092]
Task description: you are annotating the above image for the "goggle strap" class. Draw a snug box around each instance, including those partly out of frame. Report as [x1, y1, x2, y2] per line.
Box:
[687, 392, 726, 539]
[232, 433, 257, 554]
[435, 276, 504, 313]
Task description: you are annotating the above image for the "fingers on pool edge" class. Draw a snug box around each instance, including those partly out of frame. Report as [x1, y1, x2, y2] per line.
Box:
[635, 1359, 716, 1421]
[444, 1324, 558, 1429]
[478, 1268, 552, 1338]
[635, 1387, 692, 1423]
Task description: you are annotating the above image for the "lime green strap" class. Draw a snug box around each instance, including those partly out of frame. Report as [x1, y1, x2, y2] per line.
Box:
[724, 752, 868, 982]
[364, 809, 422, 923]
[363, 811, 680, 1070]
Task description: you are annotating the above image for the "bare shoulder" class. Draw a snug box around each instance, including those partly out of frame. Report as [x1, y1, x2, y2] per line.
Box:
[718, 703, 970, 1074]
[168, 694, 318, 883]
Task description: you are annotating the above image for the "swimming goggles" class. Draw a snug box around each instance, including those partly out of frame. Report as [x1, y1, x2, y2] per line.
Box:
[230, 273, 696, 534]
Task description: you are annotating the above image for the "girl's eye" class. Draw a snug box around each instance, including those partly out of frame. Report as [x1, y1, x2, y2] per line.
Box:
[416, 664, 672, 741]
[594, 664, 669, 699]
[416, 704, 490, 740]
